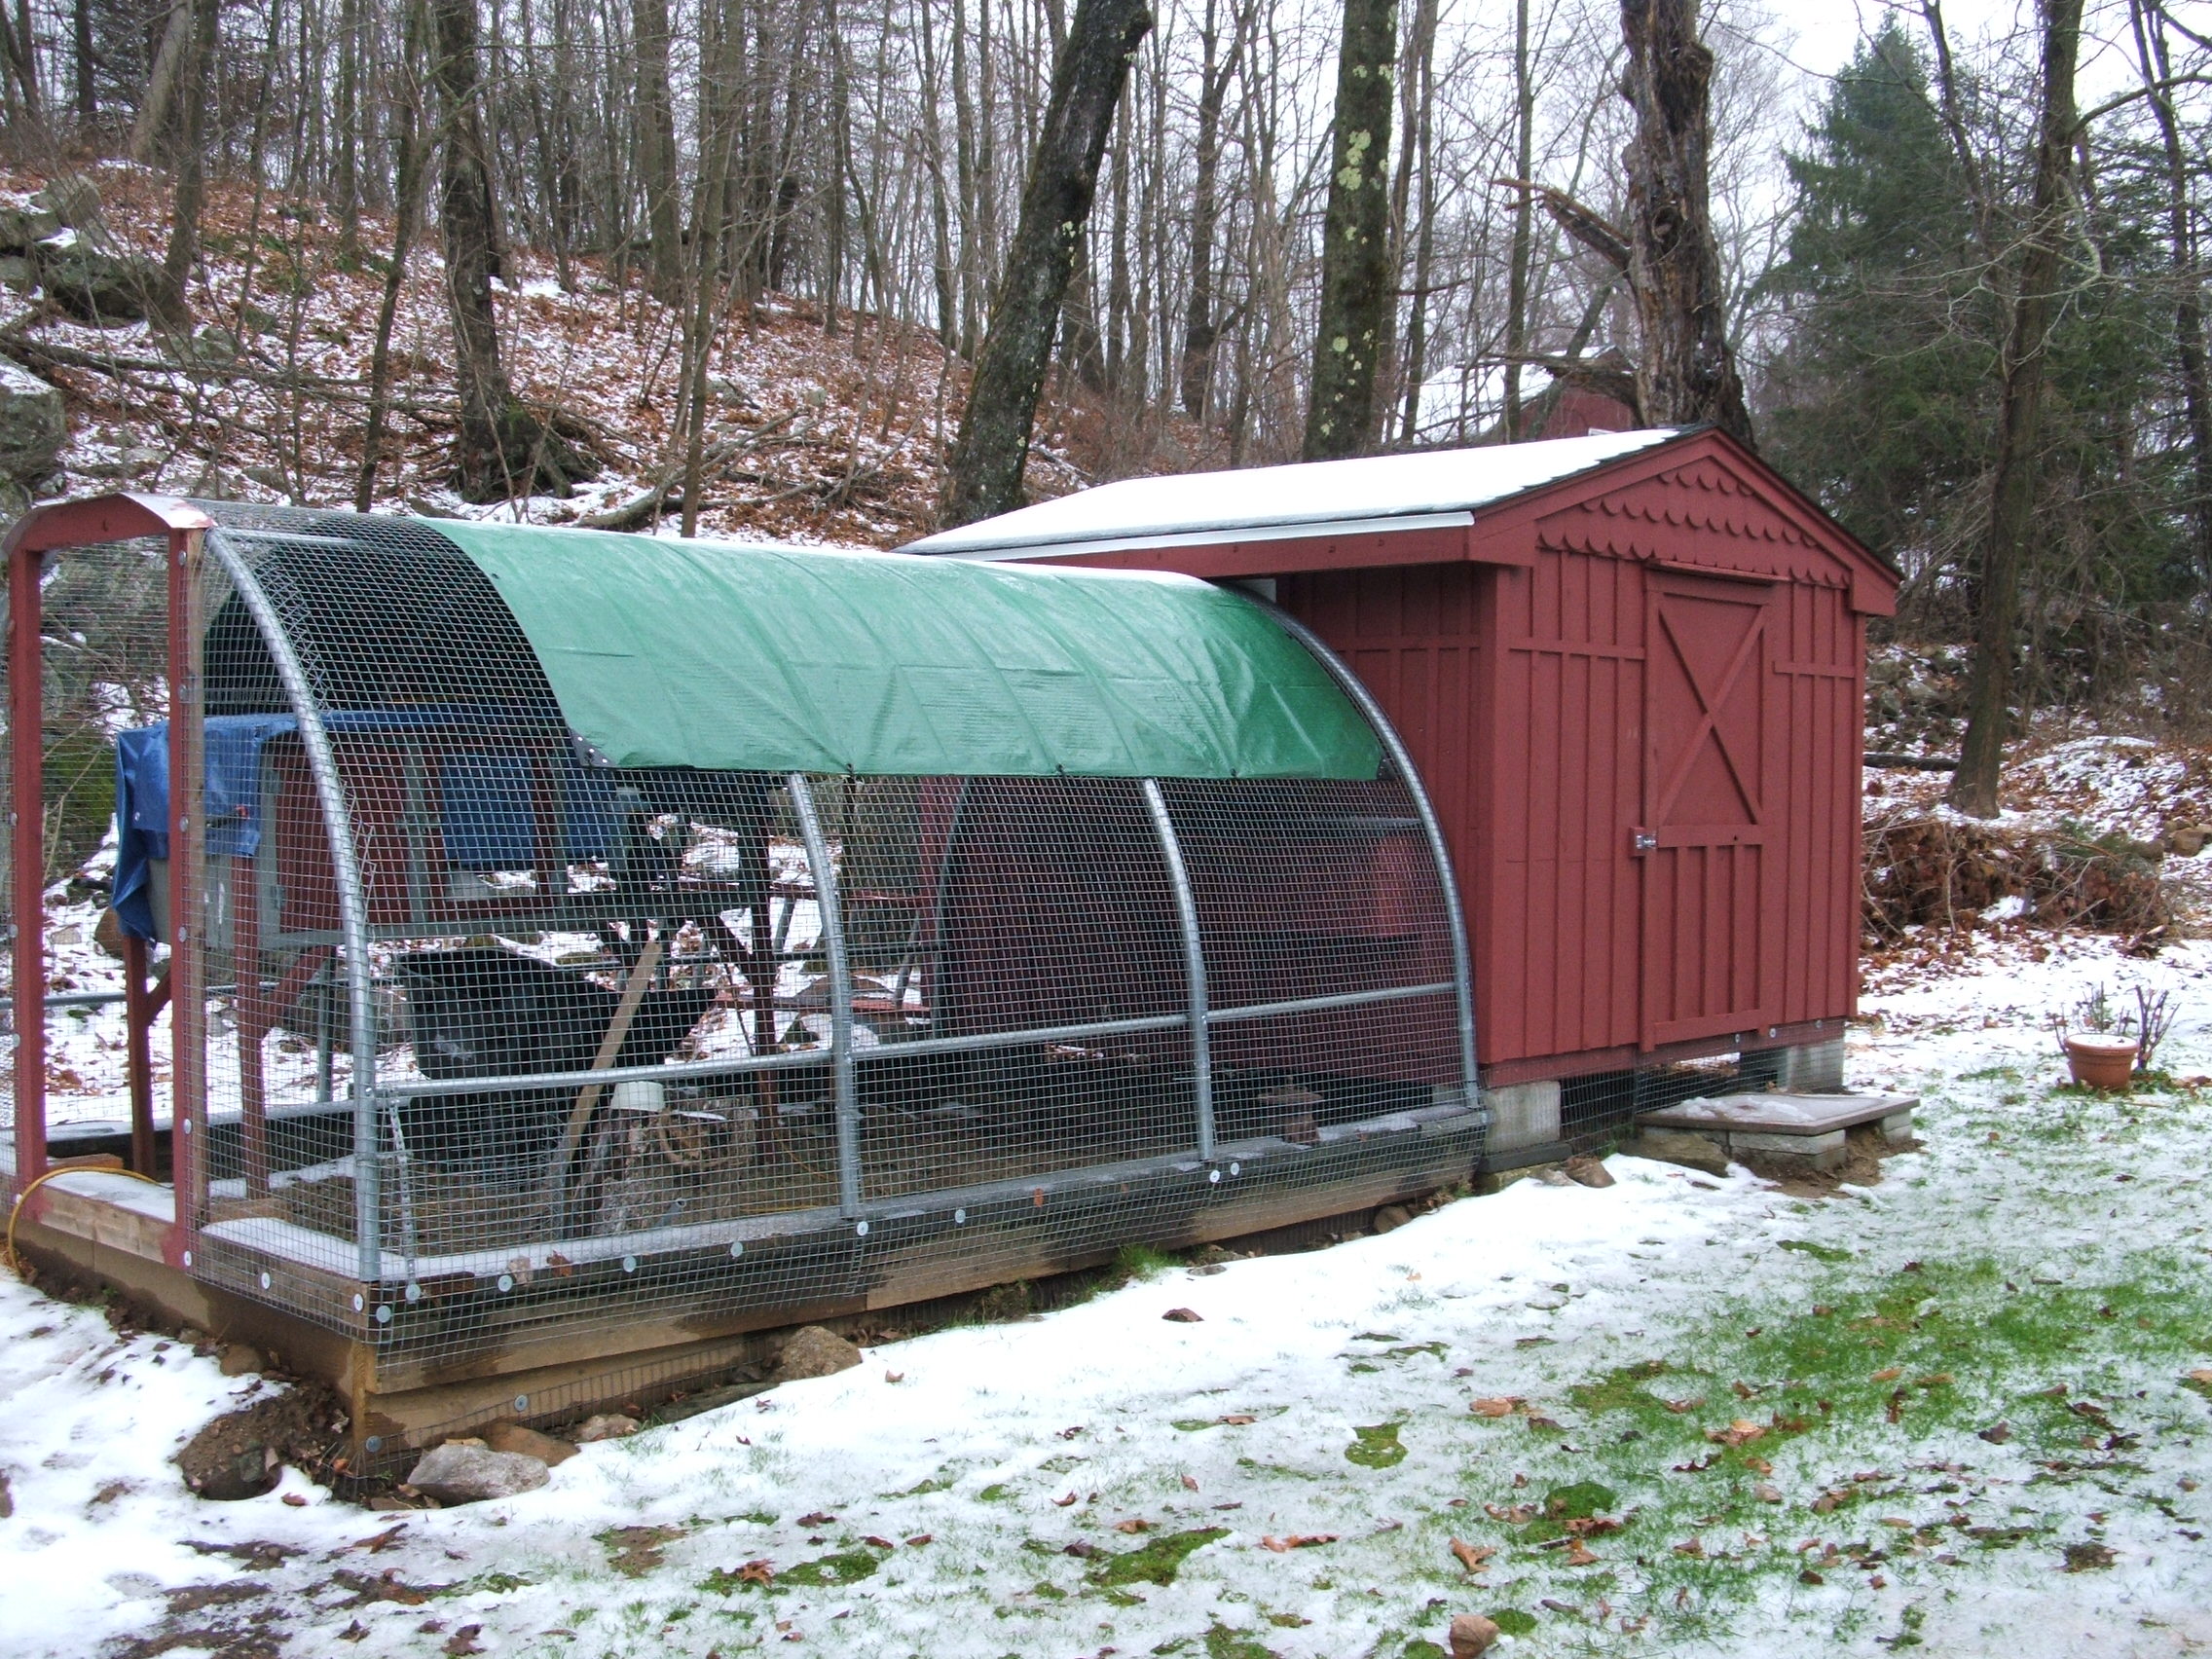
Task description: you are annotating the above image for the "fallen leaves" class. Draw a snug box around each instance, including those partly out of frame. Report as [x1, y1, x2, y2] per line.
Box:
[1449, 1537, 1495, 1573]
[1485, 1502, 1539, 1523]
[1161, 1308, 1203, 1323]
[1562, 1540, 1601, 1567]
[2062, 1541, 2118, 1571]
[1705, 1419, 1767, 1448]
[1870, 1366, 1903, 1382]
[1052, 1492, 1079, 1507]
[795, 1512, 835, 1528]
[1181, 1474, 1199, 1492]
[1260, 1533, 1338, 1552]
[1662, 1397, 1707, 1414]
[1112, 1519, 1153, 1534]
[1469, 1396, 1522, 1418]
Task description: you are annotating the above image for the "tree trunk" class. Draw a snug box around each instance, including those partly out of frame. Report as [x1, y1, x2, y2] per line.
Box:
[431, 0, 581, 499]
[2128, 0, 2212, 585]
[132, 1, 197, 163]
[940, 0, 1151, 528]
[1948, 0, 2082, 818]
[156, 0, 220, 329]
[631, 0, 683, 306]
[1617, 0, 1752, 444]
[1502, 0, 1535, 439]
[357, 0, 430, 510]
[1301, 0, 1396, 461]
[71, 0, 91, 122]
[1178, 0, 1233, 419]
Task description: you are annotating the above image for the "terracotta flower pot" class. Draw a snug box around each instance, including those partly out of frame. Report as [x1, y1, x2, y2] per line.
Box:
[2064, 1034, 2139, 1091]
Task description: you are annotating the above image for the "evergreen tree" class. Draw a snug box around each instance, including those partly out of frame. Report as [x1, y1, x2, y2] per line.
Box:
[1760, 25, 1995, 567]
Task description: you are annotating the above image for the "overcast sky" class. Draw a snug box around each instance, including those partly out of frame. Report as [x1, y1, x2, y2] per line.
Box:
[1759, 0, 2185, 101]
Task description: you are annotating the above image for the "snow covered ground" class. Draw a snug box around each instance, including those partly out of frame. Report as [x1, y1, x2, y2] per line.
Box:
[4, 934, 2211, 1659]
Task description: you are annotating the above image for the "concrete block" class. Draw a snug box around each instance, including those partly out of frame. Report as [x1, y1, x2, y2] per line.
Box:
[1777, 1036, 1846, 1092]
[1482, 1080, 1561, 1155]
[1879, 1110, 1916, 1144]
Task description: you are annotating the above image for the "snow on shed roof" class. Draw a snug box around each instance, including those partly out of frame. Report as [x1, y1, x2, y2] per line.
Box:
[903, 428, 1684, 558]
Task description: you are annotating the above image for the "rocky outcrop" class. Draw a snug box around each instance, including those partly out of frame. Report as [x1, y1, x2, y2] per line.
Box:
[0, 356, 64, 486]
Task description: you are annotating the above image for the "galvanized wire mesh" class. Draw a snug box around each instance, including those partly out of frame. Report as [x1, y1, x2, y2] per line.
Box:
[18, 504, 1482, 1373]
[1, 533, 173, 1173]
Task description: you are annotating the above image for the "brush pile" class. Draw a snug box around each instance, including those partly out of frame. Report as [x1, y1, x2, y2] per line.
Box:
[1863, 808, 2173, 946]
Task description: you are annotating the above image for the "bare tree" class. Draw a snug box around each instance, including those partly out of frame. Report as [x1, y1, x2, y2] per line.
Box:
[1303, 0, 1396, 461]
[1950, 0, 2083, 817]
[1617, 0, 1751, 442]
[430, 0, 584, 499]
[940, 0, 1152, 527]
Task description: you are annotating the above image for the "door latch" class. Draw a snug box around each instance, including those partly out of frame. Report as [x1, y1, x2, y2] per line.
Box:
[1630, 828, 1657, 856]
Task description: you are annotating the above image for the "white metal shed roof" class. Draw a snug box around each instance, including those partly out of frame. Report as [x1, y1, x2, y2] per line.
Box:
[902, 428, 1682, 559]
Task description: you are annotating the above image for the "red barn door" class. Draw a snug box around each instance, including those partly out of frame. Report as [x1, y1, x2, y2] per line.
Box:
[1638, 571, 1777, 1048]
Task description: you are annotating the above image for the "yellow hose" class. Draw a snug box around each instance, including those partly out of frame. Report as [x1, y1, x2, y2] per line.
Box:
[6, 1163, 164, 1276]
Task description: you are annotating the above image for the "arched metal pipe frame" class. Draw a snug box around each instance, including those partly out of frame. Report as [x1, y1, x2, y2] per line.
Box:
[200, 528, 386, 1282]
[1263, 601, 1483, 1106]
[4, 495, 1483, 1305]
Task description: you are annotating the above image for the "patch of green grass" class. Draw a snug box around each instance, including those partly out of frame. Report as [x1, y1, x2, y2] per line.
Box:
[1778, 1238, 1855, 1264]
[1202, 1624, 1279, 1659]
[1114, 1243, 1183, 1281]
[1345, 1422, 1406, 1468]
[978, 1482, 1014, 1500]
[889, 1470, 956, 1496]
[1568, 1358, 1669, 1415]
[780, 1548, 886, 1587]
[1088, 1526, 1230, 1587]
[1487, 1608, 1537, 1637]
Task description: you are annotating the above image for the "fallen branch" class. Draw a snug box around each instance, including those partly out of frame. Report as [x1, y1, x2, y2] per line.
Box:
[1863, 752, 1960, 771]
[576, 411, 802, 530]
[1493, 177, 1631, 273]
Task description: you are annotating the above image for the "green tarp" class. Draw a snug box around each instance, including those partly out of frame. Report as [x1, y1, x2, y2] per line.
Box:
[422, 520, 1382, 781]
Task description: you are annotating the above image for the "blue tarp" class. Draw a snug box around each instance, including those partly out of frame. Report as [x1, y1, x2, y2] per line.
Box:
[110, 711, 618, 940]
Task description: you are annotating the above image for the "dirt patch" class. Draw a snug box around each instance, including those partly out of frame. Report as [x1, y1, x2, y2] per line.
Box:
[176, 1384, 344, 1500]
[1744, 1124, 1920, 1199]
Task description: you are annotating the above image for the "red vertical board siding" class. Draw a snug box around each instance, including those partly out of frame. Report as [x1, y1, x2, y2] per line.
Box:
[1282, 564, 1497, 1053]
[1771, 582, 1861, 1027]
[1479, 546, 1647, 1062]
[1256, 442, 1875, 1076]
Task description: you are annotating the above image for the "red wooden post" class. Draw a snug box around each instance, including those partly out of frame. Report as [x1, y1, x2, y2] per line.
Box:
[9, 535, 46, 1188]
[166, 524, 204, 1266]
[123, 932, 156, 1176]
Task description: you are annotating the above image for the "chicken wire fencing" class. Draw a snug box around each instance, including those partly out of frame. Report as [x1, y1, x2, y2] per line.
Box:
[19, 504, 1482, 1371]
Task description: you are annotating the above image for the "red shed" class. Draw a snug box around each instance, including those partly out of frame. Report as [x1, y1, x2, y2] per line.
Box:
[904, 427, 1900, 1166]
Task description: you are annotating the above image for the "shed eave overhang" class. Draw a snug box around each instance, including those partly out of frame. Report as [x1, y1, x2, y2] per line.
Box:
[927, 509, 1477, 563]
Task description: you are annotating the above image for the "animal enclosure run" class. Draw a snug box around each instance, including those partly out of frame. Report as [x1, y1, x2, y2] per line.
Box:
[3, 499, 1479, 1384]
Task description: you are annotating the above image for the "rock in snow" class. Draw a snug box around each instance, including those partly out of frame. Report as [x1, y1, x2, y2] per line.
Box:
[572, 1414, 641, 1443]
[482, 1421, 578, 1466]
[405, 1442, 549, 1505]
[0, 356, 63, 486]
[774, 1325, 863, 1381]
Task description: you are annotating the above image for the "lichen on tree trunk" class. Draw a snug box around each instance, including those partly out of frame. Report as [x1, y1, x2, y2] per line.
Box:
[1301, 0, 1396, 462]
